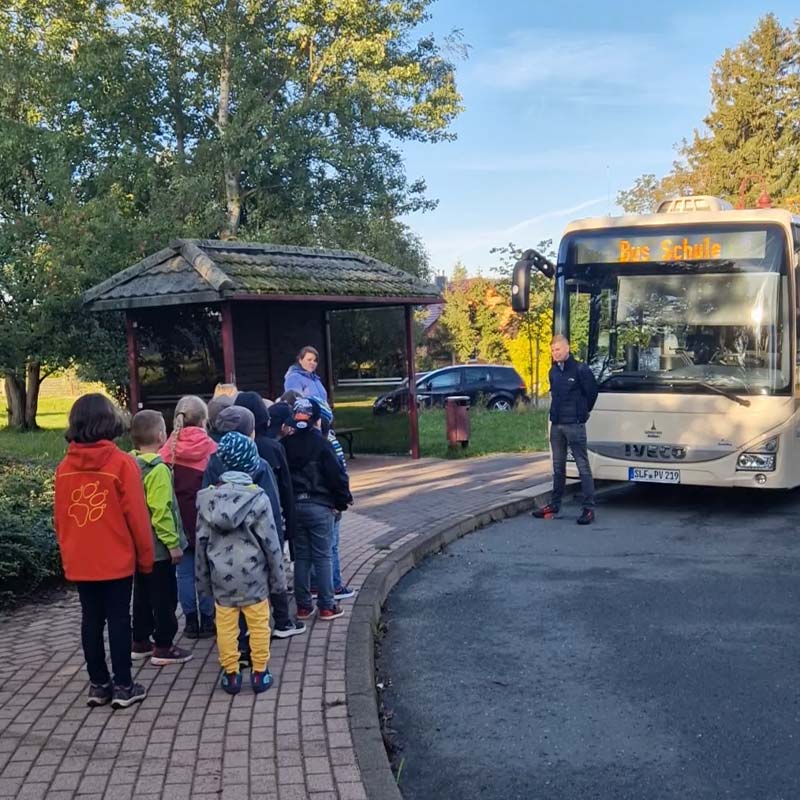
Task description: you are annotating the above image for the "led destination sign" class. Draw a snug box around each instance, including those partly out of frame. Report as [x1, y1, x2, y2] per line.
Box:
[574, 230, 768, 264]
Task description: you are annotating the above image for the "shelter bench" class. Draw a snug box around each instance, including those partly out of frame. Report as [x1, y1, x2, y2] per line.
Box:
[335, 427, 365, 459]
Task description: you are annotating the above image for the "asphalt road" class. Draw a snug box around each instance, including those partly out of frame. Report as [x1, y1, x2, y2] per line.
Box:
[378, 485, 800, 800]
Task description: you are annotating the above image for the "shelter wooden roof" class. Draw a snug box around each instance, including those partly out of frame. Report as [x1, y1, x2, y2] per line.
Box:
[84, 239, 441, 311]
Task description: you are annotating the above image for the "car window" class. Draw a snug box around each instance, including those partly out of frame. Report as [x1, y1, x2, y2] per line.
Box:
[464, 369, 491, 386]
[491, 367, 517, 383]
[427, 370, 461, 390]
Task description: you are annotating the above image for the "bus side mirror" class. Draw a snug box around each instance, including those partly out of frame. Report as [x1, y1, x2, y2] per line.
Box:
[512, 258, 530, 312]
[511, 248, 555, 313]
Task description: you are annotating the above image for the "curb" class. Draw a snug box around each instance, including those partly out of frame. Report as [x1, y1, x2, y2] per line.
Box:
[345, 480, 570, 800]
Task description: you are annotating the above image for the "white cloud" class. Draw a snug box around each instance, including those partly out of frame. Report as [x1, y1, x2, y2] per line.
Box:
[417, 195, 608, 272]
[475, 29, 652, 91]
[471, 28, 704, 110]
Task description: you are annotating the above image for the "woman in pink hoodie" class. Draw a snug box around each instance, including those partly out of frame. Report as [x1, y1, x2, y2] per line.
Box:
[160, 396, 217, 638]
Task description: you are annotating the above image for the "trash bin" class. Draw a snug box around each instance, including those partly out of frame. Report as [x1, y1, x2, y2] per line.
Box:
[445, 395, 470, 448]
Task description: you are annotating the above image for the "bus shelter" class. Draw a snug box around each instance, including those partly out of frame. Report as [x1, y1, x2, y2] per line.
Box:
[83, 239, 441, 458]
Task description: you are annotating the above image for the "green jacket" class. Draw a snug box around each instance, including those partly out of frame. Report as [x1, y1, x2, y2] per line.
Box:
[130, 451, 187, 561]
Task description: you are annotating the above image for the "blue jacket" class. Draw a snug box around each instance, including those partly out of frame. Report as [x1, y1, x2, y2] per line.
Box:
[549, 355, 598, 425]
[202, 454, 285, 545]
[284, 364, 329, 403]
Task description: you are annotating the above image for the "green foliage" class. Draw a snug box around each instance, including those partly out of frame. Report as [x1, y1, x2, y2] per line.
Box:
[0, 457, 62, 607]
[439, 264, 512, 363]
[618, 14, 800, 211]
[0, 0, 463, 426]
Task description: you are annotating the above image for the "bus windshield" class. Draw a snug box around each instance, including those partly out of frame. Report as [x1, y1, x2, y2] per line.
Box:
[557, 223, 791, 396]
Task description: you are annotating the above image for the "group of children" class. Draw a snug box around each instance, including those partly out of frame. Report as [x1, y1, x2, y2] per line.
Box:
[53, 361, 353, 707]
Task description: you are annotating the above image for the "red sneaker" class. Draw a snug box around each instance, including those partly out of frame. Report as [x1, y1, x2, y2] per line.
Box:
[296, 606, 316, 622]
[318, 604, 345, 621]
[531, 503, 560, 519]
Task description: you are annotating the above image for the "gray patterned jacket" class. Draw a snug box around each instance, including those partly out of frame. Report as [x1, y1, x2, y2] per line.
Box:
[195, 471, 286, 607]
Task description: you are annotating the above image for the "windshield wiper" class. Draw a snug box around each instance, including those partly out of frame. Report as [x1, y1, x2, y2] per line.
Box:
[651, 378, 751, 407]
[600, 373, 751, 406]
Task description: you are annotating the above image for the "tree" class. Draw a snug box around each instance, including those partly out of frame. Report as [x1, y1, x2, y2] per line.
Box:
[618, 14, 800, 212]
[0, 0, 463, 428]
[489, 241, 555, 401]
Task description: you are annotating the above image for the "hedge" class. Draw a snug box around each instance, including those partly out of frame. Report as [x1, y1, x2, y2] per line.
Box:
[0, 456, 62, 607]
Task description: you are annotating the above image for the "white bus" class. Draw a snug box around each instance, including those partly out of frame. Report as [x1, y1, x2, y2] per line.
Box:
[515, 196, 800, 489]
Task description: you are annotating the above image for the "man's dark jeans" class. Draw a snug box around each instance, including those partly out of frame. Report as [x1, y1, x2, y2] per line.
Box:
[550, 423, 595, 509]
[76, 576, 133, 687]
[133, 561, 178, 648]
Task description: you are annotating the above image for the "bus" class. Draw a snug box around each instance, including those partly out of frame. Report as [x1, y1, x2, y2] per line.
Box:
[513, 195, 800, 489]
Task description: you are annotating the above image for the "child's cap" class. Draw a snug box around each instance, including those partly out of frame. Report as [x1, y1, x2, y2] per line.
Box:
[292, 397, 321, 429]
[217, 432, 261, 475]
[216, 405, 256, 437]
[266, 402, 293, 435]
[208, 395, 234, 429]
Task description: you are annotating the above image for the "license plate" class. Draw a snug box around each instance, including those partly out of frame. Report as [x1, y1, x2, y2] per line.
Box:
[628, 467, 680, 484]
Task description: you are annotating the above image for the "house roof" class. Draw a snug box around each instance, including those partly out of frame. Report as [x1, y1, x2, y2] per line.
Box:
[420, 302, 445, 332]
[83, 239, 442, 311]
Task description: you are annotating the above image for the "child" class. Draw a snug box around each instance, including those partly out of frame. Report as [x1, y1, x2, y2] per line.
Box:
[53, 394, 153, 709]
[311, 401, 355, 601]
[129, 410, 193, 666]
[282, 398, 351, 621]
[207, 395, 234, 442]
[159, 395, 217, 638]
[195, 432, 286, 694]
[204, 406, 306, 640]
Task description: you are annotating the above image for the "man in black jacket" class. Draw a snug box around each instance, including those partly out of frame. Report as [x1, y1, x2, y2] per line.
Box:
[533, 335, 599, 524]
[282, 398, 351, 621]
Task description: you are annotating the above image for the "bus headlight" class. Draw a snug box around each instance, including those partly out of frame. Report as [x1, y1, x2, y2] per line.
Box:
[736, 453, 776, 471]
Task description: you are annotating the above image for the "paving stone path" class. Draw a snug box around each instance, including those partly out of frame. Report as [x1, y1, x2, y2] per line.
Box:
[0, 453, 550, 800]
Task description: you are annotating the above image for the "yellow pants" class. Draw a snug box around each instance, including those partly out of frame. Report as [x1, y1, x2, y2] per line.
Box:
[215, 600, 271, 673]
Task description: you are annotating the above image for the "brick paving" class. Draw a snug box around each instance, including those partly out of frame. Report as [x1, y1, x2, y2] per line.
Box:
[0, 453, 551, 800]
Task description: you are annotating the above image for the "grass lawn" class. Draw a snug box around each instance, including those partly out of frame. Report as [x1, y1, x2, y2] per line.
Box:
[0, 397, 74, 463]
[0, 393, 549, 462]
[333, 395, 548, 458]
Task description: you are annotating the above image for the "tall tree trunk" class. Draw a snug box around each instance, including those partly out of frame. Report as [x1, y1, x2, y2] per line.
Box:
[219, 0, 241, 239]
[168, 14, 186, 169]
[25, 361, 41, 429]
[4, 372, 27, 429]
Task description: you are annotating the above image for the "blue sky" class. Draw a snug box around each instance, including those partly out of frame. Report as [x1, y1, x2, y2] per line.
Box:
[400, 1, 798, 276]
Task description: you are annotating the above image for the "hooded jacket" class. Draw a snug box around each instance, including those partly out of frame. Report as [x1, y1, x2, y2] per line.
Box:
[54, 441, 154, 581]
[283, 363, 329, 404]
[195, 471, 286, 607]
[235, 392, 296, 541]
[202, 454, 284, 544]
[158, 426, 217, 548]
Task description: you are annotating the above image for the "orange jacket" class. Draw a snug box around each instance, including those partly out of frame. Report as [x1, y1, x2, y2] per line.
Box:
[54, 441, 154, 581]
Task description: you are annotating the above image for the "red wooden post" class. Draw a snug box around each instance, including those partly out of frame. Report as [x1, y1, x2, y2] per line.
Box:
[404, 304, 419, 459]
[126, 314, 141, 413]
[324, 309, 334, 405]
[221, 302, 237, 384]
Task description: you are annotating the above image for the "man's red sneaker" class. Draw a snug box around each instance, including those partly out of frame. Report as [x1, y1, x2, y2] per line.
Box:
[531, 503, 560, 519]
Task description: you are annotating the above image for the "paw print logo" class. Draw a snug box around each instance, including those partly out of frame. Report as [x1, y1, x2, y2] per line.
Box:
[68, 482, 108, 527]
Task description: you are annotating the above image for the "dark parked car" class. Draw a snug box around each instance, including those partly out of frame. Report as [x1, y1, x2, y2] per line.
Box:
[373, 365, 528, 414]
